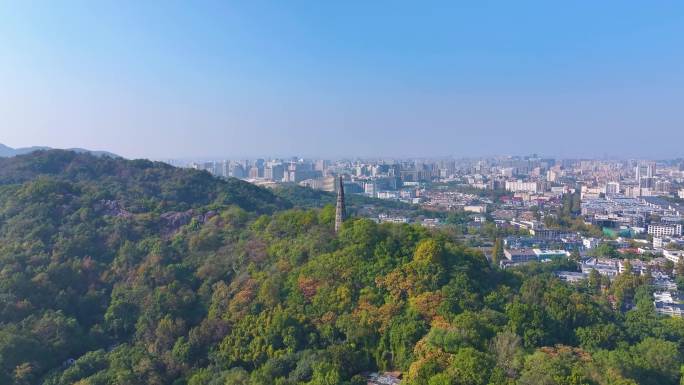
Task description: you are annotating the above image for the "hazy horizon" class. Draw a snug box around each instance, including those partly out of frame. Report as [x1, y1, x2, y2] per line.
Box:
[1, 1, 683, 159]
[2, 141, 682, 163]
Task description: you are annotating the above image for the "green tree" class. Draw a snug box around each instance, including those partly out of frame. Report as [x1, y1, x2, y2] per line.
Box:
[588, 269, 602, 293]
[676, 257, 684, 277]
[489, 331, 523, 378]
[491, 238, 504, 267]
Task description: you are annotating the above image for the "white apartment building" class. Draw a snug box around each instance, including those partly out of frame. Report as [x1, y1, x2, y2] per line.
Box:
[655, 302, 684, 317]
[464, 204, 487, 214]
[664, 249, 684, 264]
[581, 186, 603, 199]
[505, 180, 541, 193]
[605, 182, 620, 196]
[648, 223, 683, 238]
[582, 238, 601, 249]
[653, 236, 684, 250]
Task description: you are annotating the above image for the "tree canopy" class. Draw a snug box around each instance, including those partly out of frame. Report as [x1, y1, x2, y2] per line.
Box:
[0, 151, 682, 385]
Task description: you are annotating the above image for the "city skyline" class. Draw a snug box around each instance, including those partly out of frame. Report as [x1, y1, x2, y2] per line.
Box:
[1, 142, 683, 164]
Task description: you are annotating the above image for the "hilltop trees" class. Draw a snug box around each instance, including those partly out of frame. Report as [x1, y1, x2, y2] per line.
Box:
[0, 151, 683, 385]
[491, 238, 504, 266]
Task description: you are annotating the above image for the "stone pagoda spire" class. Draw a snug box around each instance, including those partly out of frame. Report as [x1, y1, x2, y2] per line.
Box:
[335, 175, 346, 233]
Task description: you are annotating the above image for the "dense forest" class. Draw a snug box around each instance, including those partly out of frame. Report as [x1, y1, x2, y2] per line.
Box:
[1, 151, 683, 385]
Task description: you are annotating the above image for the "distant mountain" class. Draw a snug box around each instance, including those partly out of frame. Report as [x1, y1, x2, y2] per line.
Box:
[0, 143, 47, 157]
[0, 143, 120, 158]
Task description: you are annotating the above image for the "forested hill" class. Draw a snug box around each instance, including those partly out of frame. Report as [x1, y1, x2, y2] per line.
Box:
[0, 150, 288, 212]
[1, 151, 684, 385]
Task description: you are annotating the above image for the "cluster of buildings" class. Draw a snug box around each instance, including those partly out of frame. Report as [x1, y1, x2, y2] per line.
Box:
[181, 157, 684, 240]
[183, 157, 684, 216]
[556, 256, 684, 316]
[581, 195, 682, 233]
[466, 158, 684, 202]
[188, 158, 327, 185]
[653, 291, 684, 317]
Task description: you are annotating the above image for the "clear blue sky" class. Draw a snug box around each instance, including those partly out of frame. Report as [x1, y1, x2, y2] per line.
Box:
[1, 1, 682, 159]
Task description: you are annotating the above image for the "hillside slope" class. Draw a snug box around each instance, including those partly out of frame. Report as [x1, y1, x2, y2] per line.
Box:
[0, 151, 682, 385]
[0, 150, 288, 212]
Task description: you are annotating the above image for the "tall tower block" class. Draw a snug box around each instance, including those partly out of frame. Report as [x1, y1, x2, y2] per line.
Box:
[335, 175, 346, 233]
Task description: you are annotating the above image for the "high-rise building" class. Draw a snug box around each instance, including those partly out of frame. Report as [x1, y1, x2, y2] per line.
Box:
[264, 163, 285, 181]
[314, 159, 329, 173]
[546, 169, 558, 182]
[605, 182, 620, 196]
[230, 163, 246, 178]
[648, 223, 683, 238]
[248, 166, 261, 179]
[636, 162, 656, 183]
[655, 180, 672, 193]
[284, 161, 321, 183]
